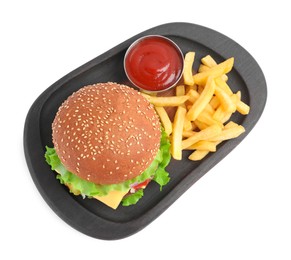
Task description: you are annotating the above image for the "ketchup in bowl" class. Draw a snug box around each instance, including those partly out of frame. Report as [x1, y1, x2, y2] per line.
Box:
[124, 35, 184, 92]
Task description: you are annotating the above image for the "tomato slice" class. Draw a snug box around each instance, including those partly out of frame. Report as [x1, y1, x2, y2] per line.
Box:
[130, 179, 151, 193]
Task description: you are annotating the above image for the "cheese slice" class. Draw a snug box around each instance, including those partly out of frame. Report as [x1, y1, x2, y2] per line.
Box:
[93, 189, 130, 209]
[56, 169, 130, 209]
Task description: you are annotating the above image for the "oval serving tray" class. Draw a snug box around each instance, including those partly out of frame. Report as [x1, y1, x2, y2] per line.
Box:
[24, 22, 267, 240]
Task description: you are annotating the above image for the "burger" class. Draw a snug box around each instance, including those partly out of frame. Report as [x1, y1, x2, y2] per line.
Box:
[45, 82, 171, 209]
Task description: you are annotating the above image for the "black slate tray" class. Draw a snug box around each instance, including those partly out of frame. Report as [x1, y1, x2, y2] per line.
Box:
[23, 22, 267, 240]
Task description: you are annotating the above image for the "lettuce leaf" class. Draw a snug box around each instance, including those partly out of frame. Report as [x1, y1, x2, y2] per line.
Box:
[122, 189, 144, 206]
[152, 129, 171, 190]
[45, 129, 171, 205]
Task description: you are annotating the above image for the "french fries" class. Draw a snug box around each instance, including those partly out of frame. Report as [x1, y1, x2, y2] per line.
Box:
[141, 93, 189, 107]
[201, 55, 228, 82]
[183, 52, 195, 86]
[207, 124, 245, 142]
[186, 141, 217, 152]
[186, 77, 216, 121]
[176, 85, 192, 131]
[154, 106, 172, 136]
[214, 86, 236, 113]
[171, 106, 187, 160]
[143, 52, 250, 162]
[188, 150, 210, 161]
[193, 57, 234, 86]
[181, 124, 222, 150]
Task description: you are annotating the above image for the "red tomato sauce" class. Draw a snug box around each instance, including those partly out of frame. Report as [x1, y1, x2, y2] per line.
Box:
[124, 36, 183, 91]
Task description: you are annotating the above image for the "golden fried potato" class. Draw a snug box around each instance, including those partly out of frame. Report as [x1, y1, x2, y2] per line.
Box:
[141, 93, 189, 107]
[193, 57, 234, 86]
[187, 77, 216, 121]
[171, 106, 187, 160]
[143, 53, 249, 162]
[183, 52, 195, 86]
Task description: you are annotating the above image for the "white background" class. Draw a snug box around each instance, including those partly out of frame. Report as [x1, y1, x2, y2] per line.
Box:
[1, 1, 290, 259]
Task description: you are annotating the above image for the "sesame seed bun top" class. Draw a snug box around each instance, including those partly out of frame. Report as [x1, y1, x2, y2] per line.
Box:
[52, 82, 161, 185]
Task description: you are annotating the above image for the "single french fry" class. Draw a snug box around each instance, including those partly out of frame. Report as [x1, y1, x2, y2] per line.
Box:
[201, 55, 228, 81]
[141, 93, 189, 107]
[187, 122, 237, 161]
[188, 90, 215, 116]
[215, 77, 233, 95]
[232, 91, 250, 115]
[186, 140, 217, 152]
[201, 55, 218, 67]
[214, 85, 236, 113]
[154, 106, 172, 136]
[207, 124, 245, 142]
[187, 77, 216, 121]
[224, 121, 239, 128]
[182, 124, 222, 149]
[236, 101, 250, 115]
[188, 150, 209, 161]
[176, 85, 192, 131]
[171, 106, 187, 160]
[183, 52, 195, 86]
[193, 57, 234, 86]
